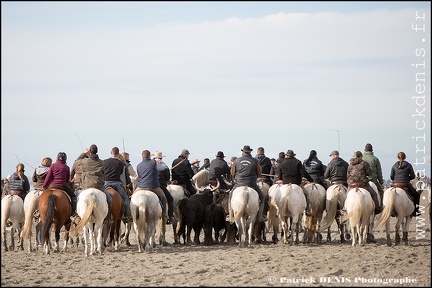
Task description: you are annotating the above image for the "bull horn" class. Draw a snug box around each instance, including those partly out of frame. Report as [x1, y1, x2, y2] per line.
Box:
[210, 179, 220, 192]
[221, 175, 232, 187]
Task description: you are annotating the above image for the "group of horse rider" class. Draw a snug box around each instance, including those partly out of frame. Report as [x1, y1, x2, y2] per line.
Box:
[5, 142, 422, 230]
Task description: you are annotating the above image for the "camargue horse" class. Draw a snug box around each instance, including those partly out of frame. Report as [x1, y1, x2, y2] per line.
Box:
[39, 189, 72, 254]
[130, 189, 163, 252]
[342, 186, 375, 247]
[21, 189, 43, 252]
[303, 183, 326, 244]
[73, 188, 108, 257]
[318, 184, 349, 243]
[1, 195, 24, 251]
[268, 184, 306, 245]
[374, 186, 415, 246]
[230, 186, 260, 247]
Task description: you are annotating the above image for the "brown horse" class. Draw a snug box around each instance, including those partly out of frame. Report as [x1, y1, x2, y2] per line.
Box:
[39, 189, 72, 254]
[103, 187, 125, 251]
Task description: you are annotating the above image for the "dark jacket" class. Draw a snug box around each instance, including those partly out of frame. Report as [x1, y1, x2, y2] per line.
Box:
[156, 161, 170, 188]
[278, 157, 313, 185]
[172, 156, 194, 183]
[137, 158, 160, 189]
[9, 172, 30, 192]
[103, 157, 124, 182]
[303, 156, 325, 181]
[208, 157, 230, 189]
[390, 160, 415, 184]
[231, 153, 260, 186]
[43, 160, 70, 189]
[324, 157, 349, 183]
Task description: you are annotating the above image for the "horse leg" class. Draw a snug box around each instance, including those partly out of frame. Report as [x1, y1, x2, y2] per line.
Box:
[326, 226, 332, 242]
[395, 217, 402, 245]
[96, 225, 104, 255]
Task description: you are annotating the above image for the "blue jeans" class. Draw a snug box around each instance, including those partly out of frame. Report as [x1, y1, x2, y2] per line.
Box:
[102, 189, 113, 205]
[104, 181, 130, 218]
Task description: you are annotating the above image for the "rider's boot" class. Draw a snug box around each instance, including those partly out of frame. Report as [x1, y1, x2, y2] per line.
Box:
[257, 200, 267, 223]
[70, 199, 81, 224]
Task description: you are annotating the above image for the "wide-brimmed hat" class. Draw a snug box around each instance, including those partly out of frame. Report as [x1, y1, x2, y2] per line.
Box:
[286, 150, 296, 157]
[329, 150, 339, 156]
[216, 151, 225, 158]
[152, 151, 164, 159]
[191, 159, 200, 165]
[241, 145, 253, 153]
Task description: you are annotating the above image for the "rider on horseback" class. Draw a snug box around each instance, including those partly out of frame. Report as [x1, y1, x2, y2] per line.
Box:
[31, 157, 52, 221]
[8, 163, 30, 201]
[43, 152, 81, 224]
[104, 147, 132, 223]
[276, 149, 313, 217]
[347, 151, 383, 215]
[75, 144, 113, 224]
[390, 152, 421, 217]
[228, 145, 268, 223]
[136, 150, 171, 224]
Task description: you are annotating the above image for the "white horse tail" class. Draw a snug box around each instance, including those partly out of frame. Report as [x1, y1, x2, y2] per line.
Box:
[136, 194, 147, 229]
[73, 193, 98, 235]
[349, 188, 363, 227]
[233, 187, 249, 222]
[375, 188, 395, 230]
[22, 192, 38, 239]
[1, 195, 13, 236]
[318, 185, 340, 231]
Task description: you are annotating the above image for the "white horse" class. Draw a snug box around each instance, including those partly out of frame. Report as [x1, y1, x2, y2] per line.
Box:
[230, 186, 259, 247]
[269, 184, 306, 245]
[342, 187, 375, 247]
[21, 189, 43, 252]
[374, 186, 415, 246]
[1, 195, 24, 251]
[302, 183, 326, 244]
[72, 188, 108, 257]
[318, 184, 349, 243]
[130, 189, 163, 252]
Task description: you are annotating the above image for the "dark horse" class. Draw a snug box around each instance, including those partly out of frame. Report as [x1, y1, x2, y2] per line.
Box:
[103, 187, 125, 251]
[39, 189, 72, 254]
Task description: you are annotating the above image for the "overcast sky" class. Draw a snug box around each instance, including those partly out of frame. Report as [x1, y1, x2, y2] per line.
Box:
[2, 1, 431, 181]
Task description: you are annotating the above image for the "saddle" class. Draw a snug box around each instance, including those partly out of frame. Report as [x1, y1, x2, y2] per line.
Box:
[391, 183, 407, 190]
[47, 187, 72, 202]
[391, 183, 413, 200]
[349, 183, 366, 189]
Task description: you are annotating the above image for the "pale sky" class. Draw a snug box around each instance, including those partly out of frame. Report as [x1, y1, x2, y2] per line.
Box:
[2, 1, 431, 181]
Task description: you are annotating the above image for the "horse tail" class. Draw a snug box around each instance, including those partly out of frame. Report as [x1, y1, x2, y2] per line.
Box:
[137, 194, 147, 229]
[1, 195, 12, 236]
[41, 194, 56, 241]
[233, 187, 248, 222]
[74, 193, 97, 234]
[375, 188, 395, 230]
[349, 189, 363, 227]
[318, 185, 340, 232]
